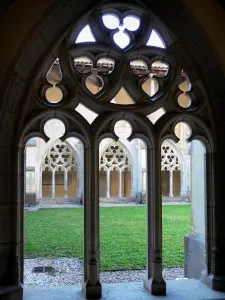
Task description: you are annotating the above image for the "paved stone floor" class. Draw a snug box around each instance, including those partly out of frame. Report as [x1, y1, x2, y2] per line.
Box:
[24, 279, 225, 300]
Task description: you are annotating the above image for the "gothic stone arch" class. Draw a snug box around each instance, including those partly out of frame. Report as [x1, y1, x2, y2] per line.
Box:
[99, 140, 132, 198]
[41, 139, 78, 199]
[1, 1, 225, 300]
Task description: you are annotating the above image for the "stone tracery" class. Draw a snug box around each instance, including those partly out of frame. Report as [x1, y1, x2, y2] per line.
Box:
[99, 142, 132, 198]
[41, 141, 78, 200]
[161, 143, 181, 172]
[20, 1, 215, 299]
[42, 141, 77, 172]
[99, 142, 131, 172]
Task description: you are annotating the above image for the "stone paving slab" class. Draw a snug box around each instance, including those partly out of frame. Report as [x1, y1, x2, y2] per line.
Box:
[24, 279, 225, 300]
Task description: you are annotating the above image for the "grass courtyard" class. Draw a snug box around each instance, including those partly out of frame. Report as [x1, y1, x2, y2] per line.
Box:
[24, 205, 190, 271]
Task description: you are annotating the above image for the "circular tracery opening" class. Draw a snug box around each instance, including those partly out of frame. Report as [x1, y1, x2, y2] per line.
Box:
[123, 15, 140, 31]
[178, 94, 191, 108]
[114, 120, 132, 139]
[178, 71, 192, 108]
[44, 119, 66, 139]
[130, 60, 148, 76]
[174, 122, 191, 140]
[97, 58, 115, 74]
[102, 14, 120, 29]
[113, 31, 130, 49]
[151, 61, 169, 78]
[45, 87, 63, 104]
[74, 57, 93, 74]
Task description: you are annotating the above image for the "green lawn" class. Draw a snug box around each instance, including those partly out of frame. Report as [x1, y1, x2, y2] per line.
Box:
[24, 205, 190, 271]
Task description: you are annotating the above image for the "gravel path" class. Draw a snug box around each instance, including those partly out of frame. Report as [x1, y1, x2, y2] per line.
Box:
[24, 258, 184, 287]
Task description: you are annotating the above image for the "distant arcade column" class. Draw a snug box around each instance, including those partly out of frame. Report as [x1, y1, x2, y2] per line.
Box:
[118, 170, 122, 197]
[169, 170, 173, 197]
[106, 170, 110, 198]
[64, 170, 68, 198]
[52, 171, 55, 199]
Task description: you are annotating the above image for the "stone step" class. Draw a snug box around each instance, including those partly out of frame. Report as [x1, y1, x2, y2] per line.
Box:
[40, 197, 81, 204]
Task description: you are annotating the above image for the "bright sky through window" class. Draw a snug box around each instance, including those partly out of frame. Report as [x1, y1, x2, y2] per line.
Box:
[76, 19, 165, 49]
[75, 25, 96, 43]
[102, 14, 120, 29]
[147, 29, 166, 48]
[123, 16, 140, 31]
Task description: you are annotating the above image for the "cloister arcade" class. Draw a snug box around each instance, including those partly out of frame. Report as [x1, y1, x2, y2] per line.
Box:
[25, 122, 189, 204]
[2, 1, 223, 299]
[41, 141, 78, 199]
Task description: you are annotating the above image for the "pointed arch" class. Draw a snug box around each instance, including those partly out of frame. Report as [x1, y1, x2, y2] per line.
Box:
[161, 140, 184, 172]
[99, 140, 132, 171]
[41, 139, 78, 172]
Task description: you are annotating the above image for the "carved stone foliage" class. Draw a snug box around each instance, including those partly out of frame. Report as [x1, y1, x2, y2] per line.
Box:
[42, 141, 77, 172]
[161, 142, 181, 171]
[99, 142, 131, 172]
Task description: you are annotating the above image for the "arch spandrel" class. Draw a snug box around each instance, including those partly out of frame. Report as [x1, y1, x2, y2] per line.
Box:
[18, 110, 92, 149]
[92, 111, 157, 149]
[155, 112, 216, 153]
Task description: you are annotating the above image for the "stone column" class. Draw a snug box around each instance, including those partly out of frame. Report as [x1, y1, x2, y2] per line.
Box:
[142, 169, 146, 193]
[39, 171, 42, 199]
[185, 141, 206, 279]
[51, 170, 55, 199]
[78, 166, 83, 198]
[64, 170, 68, 198]
[169, 170, 173, 197]
[83, 146, 101, 299]
[180, 170, 186, 197]
[106, 169, 110, 198]
[25, 170, 36, 206]
[201, 151, 225, 291]
[118, 170, 122, 197]
[0, 145, 24, 299]
[144, 146, 166, 295]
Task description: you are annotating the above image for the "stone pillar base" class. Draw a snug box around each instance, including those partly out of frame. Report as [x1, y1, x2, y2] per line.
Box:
[184, 232, 205, 279]
[201, 271, 225, 292]
[143, 277, 166, 295]
[83, 280, 102, 299]
[25, 192, 37, 206]
[0, 285, 23, 300]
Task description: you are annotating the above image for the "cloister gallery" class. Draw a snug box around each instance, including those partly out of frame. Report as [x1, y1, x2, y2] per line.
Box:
[2, 0, 225, 299]
[25, 69, 192, 206]
[20, 4, 208, 296]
